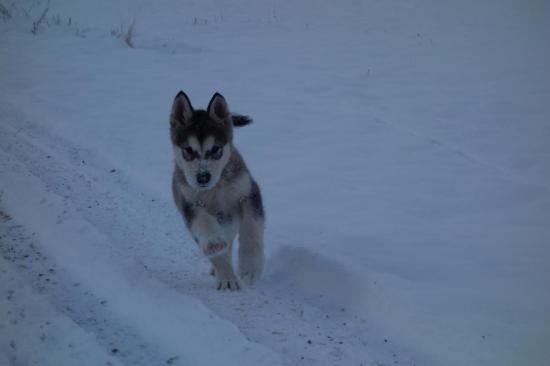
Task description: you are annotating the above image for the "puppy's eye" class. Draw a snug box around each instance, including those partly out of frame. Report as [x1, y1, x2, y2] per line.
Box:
[182, 147, 196, 161]
[208, 145, 223, 160]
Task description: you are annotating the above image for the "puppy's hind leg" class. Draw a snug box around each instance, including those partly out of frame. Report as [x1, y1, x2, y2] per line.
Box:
[238, 180, 265, 286]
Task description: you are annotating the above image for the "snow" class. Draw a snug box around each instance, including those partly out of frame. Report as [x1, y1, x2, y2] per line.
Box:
[0, 256, 124, 366]
[1, 0, 550, 365]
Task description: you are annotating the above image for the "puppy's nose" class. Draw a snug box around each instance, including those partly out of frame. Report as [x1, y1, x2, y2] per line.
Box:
[197, 172, 211, 185]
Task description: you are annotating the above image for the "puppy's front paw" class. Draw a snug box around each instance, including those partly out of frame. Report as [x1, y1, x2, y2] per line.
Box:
[203, 241, 228, 257]
[238, 255, 264, 286]
[217, 277, 240, 291]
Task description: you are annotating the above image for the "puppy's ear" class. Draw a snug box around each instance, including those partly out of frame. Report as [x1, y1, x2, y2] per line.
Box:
[171, 91, 193, 127]
[207, 93, 230, 122]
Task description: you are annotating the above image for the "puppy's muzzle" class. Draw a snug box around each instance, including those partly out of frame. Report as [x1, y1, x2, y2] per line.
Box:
[196, 171, 211, 186]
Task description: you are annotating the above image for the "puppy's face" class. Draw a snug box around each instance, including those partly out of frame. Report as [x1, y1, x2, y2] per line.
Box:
[170, 92, 233, 191]
[173, 135, 231, 190]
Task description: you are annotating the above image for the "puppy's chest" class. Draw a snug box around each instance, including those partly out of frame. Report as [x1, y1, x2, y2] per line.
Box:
[183, 184, 243, 225]
[203, 194, 238, 225]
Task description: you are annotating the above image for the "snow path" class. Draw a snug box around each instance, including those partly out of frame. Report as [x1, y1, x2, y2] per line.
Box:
[0, 113, 284, 366]
[0, 107, 408, 365]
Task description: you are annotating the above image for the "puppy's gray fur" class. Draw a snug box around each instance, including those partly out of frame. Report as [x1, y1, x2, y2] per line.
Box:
[170, 91, 265, 290]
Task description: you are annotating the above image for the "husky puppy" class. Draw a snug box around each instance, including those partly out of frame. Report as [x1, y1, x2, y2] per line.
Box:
[170, 91, 265, 291]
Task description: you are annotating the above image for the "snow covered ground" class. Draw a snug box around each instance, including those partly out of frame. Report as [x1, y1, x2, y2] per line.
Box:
[1, 0, 549, 365]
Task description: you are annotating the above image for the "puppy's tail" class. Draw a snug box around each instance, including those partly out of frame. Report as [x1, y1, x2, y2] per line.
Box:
[232, 114, 253, 127]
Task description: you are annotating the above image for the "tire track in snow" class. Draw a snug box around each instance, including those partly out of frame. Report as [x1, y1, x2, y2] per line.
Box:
[0, 156, 175, 365]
